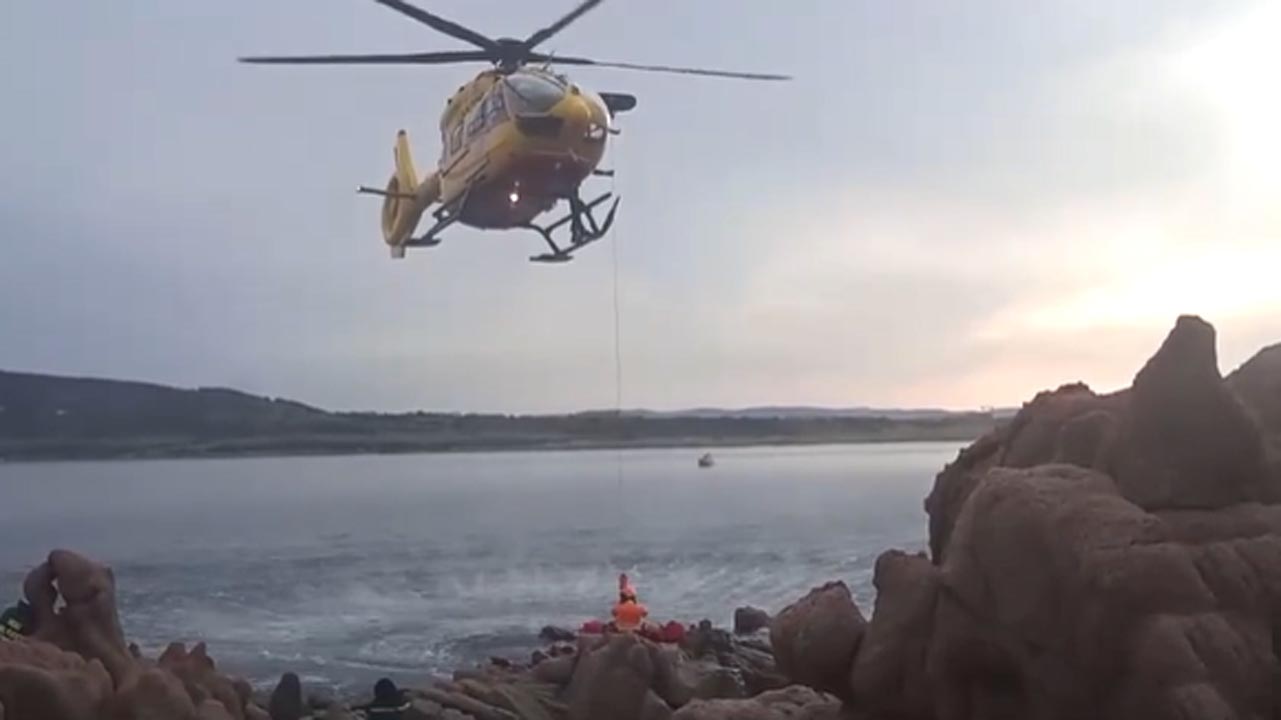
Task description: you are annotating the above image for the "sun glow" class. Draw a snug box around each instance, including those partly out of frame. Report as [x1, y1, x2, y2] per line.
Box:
[1170, 1, 1281, 196]
[981, 3, 1281, 341]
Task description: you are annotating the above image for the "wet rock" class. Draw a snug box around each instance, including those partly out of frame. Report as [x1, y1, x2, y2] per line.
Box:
[539, 626, 576, 644]
[848, 550, 938, 719]
[719, 642, 788, 697]
[682, 621, 731, 659]
[733, 607, 771, 636]
[769, 582, 866, 698]
[268, 672, 304, 720]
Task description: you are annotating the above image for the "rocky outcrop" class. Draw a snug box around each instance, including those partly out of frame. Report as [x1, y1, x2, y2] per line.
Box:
[22, 549, 132, 685]
[837, 315, 1281, 720]
[848, 551, 938, 720]
[926, 462, 1281, 719]
[652, 644, 745, 707]
[267, 673, 303, 720]
[0, 550, 270, 720]
[538, 627, 576, 644]
[1229, 342, 1281, 489]
[682, 622, 787, 697]
[566, 634, 671, 720]
[926, 316, 1279, 562]
[733, 607, 771, 636]
[1112, 315, 1273, 509]
[769, 582, 866, 700]
[0, 639, 112, 720]
[1229, 342, 1281, 437]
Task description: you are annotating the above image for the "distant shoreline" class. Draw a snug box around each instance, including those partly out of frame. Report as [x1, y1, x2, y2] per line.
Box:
[0, 432, 980, 464]
[1, 368, 1000, 464]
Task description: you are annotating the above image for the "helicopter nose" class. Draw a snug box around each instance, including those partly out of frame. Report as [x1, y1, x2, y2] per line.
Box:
[561, 93, 593, 129]
[560, 92, 609, 143]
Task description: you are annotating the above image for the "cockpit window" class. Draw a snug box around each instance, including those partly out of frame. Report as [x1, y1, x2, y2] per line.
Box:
[504, 73, 566, 114]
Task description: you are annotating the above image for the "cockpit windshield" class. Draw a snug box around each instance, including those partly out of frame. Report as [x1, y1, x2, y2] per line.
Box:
[503, 73, 566, 114]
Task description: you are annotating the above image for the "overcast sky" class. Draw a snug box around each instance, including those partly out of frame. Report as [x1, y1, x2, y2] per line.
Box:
[2, 0, 1279, 413]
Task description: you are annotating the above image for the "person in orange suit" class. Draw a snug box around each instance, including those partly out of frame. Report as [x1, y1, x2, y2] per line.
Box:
[611, 573, 648, 633]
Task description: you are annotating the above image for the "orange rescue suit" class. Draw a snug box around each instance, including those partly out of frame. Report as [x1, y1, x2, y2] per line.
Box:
[612, 599, 648, 632]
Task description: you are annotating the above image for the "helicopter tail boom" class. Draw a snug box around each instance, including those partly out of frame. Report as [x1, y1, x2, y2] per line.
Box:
[393, 130, 419, 191]
[369, 130, 440, 257]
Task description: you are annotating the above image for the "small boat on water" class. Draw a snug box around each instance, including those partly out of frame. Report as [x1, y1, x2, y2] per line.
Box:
[698, 452, 714, 468]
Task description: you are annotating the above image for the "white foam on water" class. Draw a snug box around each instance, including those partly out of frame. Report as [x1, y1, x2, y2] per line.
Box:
[0, 443, 957, 691]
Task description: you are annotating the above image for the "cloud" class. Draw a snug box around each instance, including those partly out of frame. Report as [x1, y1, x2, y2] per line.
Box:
[692, 2, 1281, 409]
[1, 0, 1278, 412]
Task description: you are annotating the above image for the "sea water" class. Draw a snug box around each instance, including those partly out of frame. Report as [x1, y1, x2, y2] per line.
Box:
[0, 442, 961, 695]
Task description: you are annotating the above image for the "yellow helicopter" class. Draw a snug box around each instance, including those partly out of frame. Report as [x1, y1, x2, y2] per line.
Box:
[240, 0, 789, 263]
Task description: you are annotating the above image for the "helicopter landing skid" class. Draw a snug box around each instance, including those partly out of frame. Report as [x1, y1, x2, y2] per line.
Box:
[525, 192, 620, 264]
[388, 187, 470, 257]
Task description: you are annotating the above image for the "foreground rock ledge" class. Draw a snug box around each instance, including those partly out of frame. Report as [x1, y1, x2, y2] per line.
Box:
[833, 314, 1281, 720]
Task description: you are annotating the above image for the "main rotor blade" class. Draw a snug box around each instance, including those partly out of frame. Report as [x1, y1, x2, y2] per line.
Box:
[523, 0, 604, 51]
[239, 50, 494, 65]
[538, 55, 792, 81]
[369, 0, 498, 51]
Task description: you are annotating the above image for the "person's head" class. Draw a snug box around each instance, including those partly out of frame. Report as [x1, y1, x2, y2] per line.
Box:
[374, 677, 399, 701]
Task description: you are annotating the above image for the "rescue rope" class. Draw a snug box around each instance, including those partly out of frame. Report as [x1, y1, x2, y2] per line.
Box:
[608, 131, 625, 526]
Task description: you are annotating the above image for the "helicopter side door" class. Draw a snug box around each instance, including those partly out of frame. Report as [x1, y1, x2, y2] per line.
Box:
[439, 84, 512, 208]
[457, 87, 509, 180]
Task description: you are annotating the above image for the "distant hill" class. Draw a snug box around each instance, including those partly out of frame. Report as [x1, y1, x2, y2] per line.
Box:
[620, 406, 1016, 421]
[0, 370, 1004, 461]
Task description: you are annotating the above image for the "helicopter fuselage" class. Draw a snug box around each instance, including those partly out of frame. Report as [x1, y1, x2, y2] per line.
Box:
[239, 0, 787, 262]
[437, 67, 612, 229]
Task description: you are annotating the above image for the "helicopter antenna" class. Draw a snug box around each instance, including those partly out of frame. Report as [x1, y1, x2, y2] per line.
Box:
[238, 0, 792, 81]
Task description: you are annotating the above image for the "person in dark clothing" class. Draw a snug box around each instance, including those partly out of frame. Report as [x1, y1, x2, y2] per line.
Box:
[354, 678, 410, 719]
[0, 595, 34, 642]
